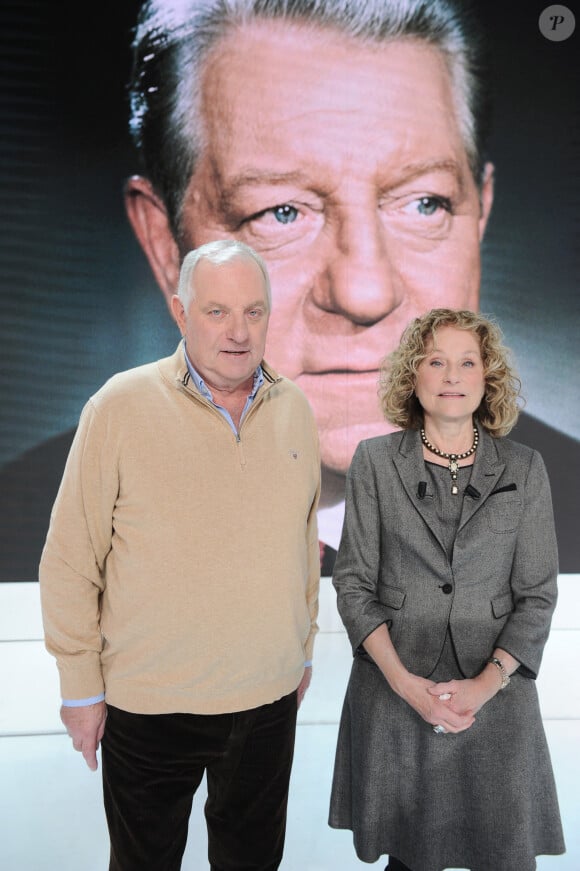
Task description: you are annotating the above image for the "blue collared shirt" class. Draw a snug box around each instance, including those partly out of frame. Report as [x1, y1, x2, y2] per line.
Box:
[183, 345, 264, 434]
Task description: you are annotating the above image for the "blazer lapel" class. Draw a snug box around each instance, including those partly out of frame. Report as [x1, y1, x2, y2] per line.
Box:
[457, 428, 506, 532]
[393, 429, 448, 553]
[393, 428, 507, 546]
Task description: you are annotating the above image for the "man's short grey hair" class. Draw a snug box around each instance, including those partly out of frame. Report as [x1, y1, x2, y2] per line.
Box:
[129, 0, 492, 241]
[177, 239, 272, 310]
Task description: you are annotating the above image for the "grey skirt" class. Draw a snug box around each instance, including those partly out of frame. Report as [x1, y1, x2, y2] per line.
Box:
[328, 638, 565, 871]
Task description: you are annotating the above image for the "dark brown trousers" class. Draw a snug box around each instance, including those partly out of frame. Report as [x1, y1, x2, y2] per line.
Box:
[101, 692, 297, 871]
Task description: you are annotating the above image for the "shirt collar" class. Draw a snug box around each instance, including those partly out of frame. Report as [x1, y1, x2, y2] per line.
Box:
[183, 345, 264, 402]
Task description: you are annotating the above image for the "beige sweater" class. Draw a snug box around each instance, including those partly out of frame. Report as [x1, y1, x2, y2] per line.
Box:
[40, 344, 320, 715]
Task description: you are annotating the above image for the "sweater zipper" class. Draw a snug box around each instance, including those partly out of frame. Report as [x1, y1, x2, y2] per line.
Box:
[235, 378, 279, 470]
[235, 431, 246, 469]
[179, 373, 281, 470]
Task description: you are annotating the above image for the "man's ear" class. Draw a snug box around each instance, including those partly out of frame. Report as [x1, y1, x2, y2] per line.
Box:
[170, 294, 187, 336]
[478, 162, 494, 241]
[124, 175, 180, 310]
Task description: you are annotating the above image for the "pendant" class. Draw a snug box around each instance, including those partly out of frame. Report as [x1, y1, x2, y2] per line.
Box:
[452, 484, 458, 495]
[449, 460, 458, 473]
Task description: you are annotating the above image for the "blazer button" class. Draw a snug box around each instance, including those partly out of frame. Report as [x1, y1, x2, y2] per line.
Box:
[441, 583, 453, 594]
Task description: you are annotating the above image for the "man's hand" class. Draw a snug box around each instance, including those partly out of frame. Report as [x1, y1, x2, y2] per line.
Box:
[297, 666, 312, 708]
[60, 701, 107, 771]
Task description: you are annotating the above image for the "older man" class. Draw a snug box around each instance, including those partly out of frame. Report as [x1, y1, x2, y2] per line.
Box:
[40, 240, 320, 871]
[123, 0, 577, 570]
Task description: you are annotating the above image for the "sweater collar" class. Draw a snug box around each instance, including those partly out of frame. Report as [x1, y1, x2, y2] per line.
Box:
[182, 344, 264, 401]
[158, 341, 282, 391]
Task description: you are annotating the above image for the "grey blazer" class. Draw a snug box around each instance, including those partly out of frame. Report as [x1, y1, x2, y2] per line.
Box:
[333, 427, 558, 680]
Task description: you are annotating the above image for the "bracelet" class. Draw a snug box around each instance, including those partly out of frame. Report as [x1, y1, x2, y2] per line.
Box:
[487, 656, 510, 690]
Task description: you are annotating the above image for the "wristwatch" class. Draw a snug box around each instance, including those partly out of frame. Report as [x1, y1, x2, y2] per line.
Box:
[487, 656, 510, 690]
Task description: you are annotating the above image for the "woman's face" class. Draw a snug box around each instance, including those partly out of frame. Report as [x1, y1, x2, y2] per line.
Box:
[414, 326, 486, 427]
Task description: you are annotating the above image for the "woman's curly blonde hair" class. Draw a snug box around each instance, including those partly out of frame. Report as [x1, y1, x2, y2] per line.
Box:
[379, 309, 524, 437]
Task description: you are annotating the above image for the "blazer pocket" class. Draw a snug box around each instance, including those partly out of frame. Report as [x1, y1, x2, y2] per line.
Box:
[381, 585, 406, 610]
[489, 483, 517, 495]
[485, 495, 523, 533]
[355, 588, 407, 660]
[377, 585, 407, 644]
[492, 591, 514, 619]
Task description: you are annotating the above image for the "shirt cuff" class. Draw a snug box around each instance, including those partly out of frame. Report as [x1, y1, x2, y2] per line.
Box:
[304, 660, 313, 668]
[62, 693, 106, 707]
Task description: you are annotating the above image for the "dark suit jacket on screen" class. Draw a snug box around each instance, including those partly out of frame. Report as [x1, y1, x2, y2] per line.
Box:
[0, 412, 578, 581]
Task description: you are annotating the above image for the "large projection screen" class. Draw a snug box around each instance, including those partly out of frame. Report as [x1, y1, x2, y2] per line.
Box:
[0, 1, 578, 579]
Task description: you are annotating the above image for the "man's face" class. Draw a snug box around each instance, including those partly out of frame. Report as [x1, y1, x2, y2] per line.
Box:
[171, 257, 270, 394]
[131, 21, 493, 482]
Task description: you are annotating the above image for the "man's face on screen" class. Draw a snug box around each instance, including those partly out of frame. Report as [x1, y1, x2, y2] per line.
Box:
[178, 22, 493, 480]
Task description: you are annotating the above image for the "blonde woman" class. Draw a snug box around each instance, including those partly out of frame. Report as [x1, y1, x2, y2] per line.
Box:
[329, 309, 564, 871]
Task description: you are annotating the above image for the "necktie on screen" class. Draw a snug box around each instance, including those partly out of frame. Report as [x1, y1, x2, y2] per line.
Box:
[319, 541, 337, 577]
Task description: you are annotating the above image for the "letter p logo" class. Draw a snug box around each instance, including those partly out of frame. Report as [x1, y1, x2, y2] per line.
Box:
[539, 5, 576, 41]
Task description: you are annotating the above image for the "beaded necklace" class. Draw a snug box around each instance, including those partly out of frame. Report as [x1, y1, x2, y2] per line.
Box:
[420, 426, 479, 494]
